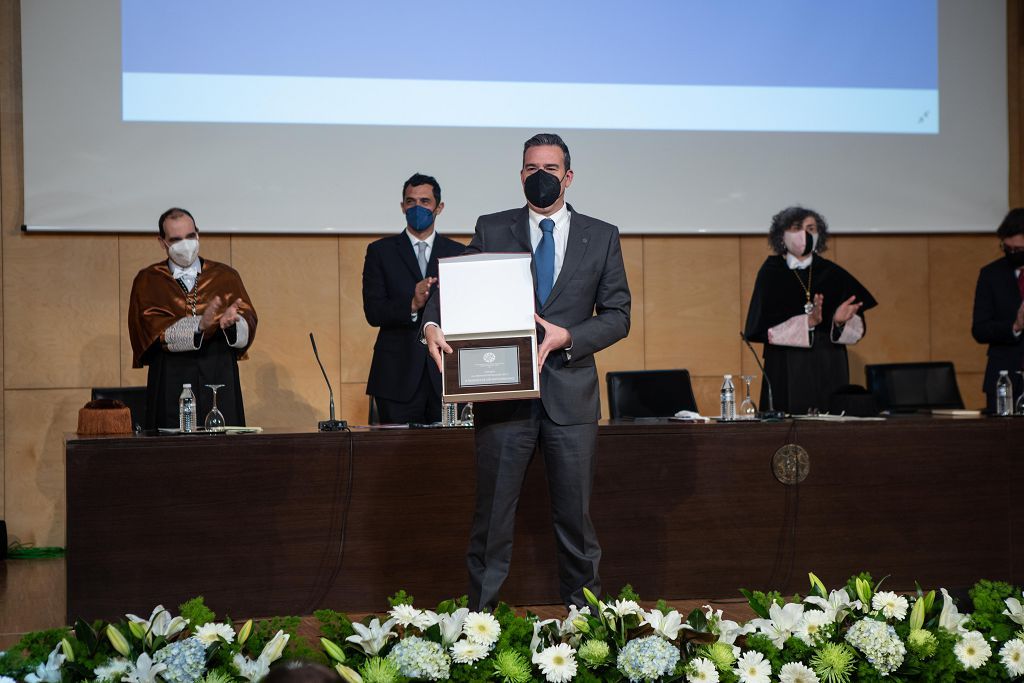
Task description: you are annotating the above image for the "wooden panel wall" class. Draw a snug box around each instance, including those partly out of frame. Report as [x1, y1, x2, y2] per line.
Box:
[0, 2, 1016, 545]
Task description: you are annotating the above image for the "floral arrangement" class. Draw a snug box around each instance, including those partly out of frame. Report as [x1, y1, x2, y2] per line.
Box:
[2, 573, 1023, 682]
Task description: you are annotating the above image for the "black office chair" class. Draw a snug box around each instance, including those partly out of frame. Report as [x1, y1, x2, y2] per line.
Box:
[606, 369, 699, 419]
[864, 362, 965, 413]
[91, 387, 147, 432]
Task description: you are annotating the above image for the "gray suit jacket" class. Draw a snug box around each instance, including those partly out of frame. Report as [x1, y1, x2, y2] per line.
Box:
[424, 204, 631, 424]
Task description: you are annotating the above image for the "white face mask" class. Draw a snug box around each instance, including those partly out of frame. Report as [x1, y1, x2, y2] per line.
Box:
[167, 238, 199, 268]
[783, 230, 818, 258]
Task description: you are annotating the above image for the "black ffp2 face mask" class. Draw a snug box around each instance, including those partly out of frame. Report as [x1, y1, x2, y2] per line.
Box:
[1005, 247, 1024, 269]
[524, 169, 564, 209]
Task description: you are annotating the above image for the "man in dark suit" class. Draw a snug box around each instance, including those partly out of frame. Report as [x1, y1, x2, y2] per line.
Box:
[424, 134, 631, 610]
[972, 208, 1024, 412]
[363, 173, 465, 424]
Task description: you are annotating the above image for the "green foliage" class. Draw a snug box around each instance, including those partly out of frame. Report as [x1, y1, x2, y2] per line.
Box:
[745, 633, 781, 670]
[492, 604, 533, 658]
[616, 584, 640, 602]
[245, 615, 324, 664]
[845, 572, 874, 601]
[968, 579, 1018, 642]
[740, 589, 784, 619]
[435, 596, 469, 614]
[387, 590, 414, 607]
[314, 608, 355, 645]
[179, 596, 216, 628]
[654, 599, 670, 615]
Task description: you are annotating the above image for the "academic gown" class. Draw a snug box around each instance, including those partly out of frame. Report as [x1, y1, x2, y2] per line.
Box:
[128, 259, 257, 430]
[744, 255, 877, 414]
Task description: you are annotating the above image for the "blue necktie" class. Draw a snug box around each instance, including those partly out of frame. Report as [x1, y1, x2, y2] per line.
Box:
[536, 218, 555, 305]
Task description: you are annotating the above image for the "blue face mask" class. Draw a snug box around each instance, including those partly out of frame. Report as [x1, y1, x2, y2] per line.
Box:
[405, 205, 436, 232]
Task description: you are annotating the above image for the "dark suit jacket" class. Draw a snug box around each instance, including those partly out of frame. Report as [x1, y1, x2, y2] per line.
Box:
[971, 257, 1024, 401]
[364, 231, 466, 402]
[424, 205, 631, 425]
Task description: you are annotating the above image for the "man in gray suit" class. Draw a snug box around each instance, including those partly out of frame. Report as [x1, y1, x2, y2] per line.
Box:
[424, 133, 631, 610]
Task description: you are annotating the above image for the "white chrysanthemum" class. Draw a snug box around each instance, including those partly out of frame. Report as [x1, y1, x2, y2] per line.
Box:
[686, 656, 719, 682]
[734, 650, 771, 683]
[92, 658, 131, 683]
[389, 604, 423, 628]
[194, 622, 235, 645]
[450, 639, 489, 665]
[0, 676, 16, 683]
[532, 643, 577, 683]
[871, 591, 909, 621]
[999, 638, 1024, 677]
[954, 631, 992, 670]
[463, 612, 501, 646]
[796, 610, 830, 645]
[778, 661, 820, 683]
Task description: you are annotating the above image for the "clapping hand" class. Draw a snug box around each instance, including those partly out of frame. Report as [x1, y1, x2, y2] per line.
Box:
[1014, 301, 1024, 334]
[834, 295, 863, 325]
[220, 298, 245, 329]
[411, 276, 437, 311]
[808, 293, 824, 327]
[199, 295, 224, 332]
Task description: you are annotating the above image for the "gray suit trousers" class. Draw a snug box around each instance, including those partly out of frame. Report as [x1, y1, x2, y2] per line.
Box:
[468, 399, 600, 610]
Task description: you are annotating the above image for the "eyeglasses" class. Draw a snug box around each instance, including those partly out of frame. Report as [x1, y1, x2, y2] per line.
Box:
[1005, 246, 1024, 254]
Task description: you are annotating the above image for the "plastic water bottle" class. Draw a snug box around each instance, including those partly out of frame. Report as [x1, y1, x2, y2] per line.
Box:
[179, 383, 197, 432]
[441, 402, 458, 427]
[720, 374, 736, 421]
[996, 370, 1013, 416]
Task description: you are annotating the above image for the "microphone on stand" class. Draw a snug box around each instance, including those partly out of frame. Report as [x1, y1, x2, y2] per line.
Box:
[739, 331, 786, 421]
[310, 333, 348, 431]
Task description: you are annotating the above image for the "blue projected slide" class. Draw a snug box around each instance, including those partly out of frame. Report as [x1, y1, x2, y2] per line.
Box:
[122, 1, 938, 134]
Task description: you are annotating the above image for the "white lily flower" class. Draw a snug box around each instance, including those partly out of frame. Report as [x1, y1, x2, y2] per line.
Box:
[233, 653, 270, 682]
[803, 588, 858, 624]
[1003, 595, 1024, 625]
[531, 618, 559, 653]
[259, 630, 290, 663]
[126, 605, 189, 640]
[436, 608, 470, 646]
[24, 645, 64, 683]
[123, 653, 167, 683]
[643, 609, 683, 640]
[939, 588, 969, 634]
[345, 618, 397, 656]
[750, 602, 805, 649]
[413, 609, 439, 630]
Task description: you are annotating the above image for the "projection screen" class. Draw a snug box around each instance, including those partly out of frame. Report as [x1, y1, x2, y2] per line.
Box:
[21, 0, 1007, 234]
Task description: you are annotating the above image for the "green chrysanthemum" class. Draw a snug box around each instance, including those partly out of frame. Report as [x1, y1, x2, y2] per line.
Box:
[577, 639, 611, 667]
[696, 642, 736, 671]
[492, 649, 532, 683]
[359, 656, 402, 683]
[199, 671, 234, 683]
[810, 642, 856, 683]
[907, 629, 937, 659]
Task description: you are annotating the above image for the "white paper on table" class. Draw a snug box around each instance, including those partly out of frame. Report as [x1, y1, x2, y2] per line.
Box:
[439, 253, 535, 335]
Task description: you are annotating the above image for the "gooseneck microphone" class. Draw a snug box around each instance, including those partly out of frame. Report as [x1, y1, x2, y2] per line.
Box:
[310, 332, 348, 431]
[739, 331, 786, 421]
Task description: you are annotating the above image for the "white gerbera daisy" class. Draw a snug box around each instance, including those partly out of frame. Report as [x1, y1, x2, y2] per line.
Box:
[954, 630, 992, 670]
[734, 650, 771, 683]
[686, 656, 720, 682]
[796, 610, 829, 645]
[999, 638, 1024, 677]
[779, 661, 820, 683]
[532, 643, 578, 683]
[609, 600, 643, 618]
[193, 622, 235, 645]
[871, 591, 909, 621]
[463, 612, 501, 646]
[450, 639, 489, 664]
[388, 604, 423, 628]
[92, 657, 132, 683]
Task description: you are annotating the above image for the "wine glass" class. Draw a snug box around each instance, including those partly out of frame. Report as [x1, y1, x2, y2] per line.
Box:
[459, 401, 474, 426]
[204, 384, 226, 431]
[739, 375, 758, 419]
[1017, 371, 1024, 416]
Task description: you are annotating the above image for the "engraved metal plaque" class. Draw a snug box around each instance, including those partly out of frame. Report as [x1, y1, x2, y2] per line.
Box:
[772, 444, 810, 485]
[458, 346, 521, 387]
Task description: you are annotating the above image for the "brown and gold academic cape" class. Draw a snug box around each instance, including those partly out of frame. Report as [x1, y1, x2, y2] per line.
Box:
[128, 258, 257, 429]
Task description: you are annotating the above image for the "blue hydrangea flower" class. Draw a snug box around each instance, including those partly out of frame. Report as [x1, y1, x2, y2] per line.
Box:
[845, 618, 906, 675]
[616, 635, 680, 682]
[153, 637, 207, 683]
[386, 635, 451, 681]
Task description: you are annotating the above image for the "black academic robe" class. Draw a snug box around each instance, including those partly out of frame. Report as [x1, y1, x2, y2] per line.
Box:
[744, 255, 877, 414]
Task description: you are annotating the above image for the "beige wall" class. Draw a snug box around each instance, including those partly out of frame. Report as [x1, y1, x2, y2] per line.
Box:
[0, 2, 1012, 546]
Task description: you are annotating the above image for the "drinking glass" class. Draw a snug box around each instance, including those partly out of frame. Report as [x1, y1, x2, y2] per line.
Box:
[739, 375, 758, 419]
[204, 384, 226, 431]
[1017, 371, 1024, 416]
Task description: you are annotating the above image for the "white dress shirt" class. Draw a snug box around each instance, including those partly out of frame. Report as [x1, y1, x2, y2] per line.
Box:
[406, 228, 437, 266]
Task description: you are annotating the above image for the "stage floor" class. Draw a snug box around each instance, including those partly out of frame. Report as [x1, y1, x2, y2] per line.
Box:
[0, 557, 754, 650]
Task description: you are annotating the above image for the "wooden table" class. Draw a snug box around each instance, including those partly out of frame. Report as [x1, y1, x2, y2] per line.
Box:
[65, 417, 1024, 622]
